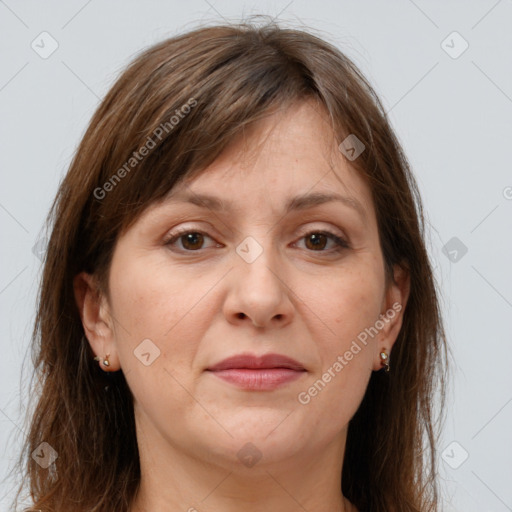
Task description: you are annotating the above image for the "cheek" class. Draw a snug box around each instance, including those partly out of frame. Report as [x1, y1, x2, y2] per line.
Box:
[296, 360, 371, 445]
[107, 251, 221, 386]
[303, 263, 383, 348]
[294, 287, 377, 435]
[107, 255, 210, 423]
[291, 263, 382, 421]
[109, 251, 212, 341]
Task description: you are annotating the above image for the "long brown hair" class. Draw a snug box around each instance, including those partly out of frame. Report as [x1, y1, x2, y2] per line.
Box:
[12, 19, 449, 512]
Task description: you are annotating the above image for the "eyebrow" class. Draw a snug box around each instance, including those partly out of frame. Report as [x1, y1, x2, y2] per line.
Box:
[169, 191, 367, 221]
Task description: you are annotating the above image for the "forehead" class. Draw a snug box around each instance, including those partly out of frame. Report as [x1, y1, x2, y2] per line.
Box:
[167, 100, 374, 222]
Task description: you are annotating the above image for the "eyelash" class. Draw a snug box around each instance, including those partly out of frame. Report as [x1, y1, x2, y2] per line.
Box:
[164, 227, 350, 254]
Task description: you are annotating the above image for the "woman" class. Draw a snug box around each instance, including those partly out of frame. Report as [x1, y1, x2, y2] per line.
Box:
[14, 20, 448, 512]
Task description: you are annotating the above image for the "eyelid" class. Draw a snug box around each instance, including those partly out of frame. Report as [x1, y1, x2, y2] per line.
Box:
[295, 222, 347, 240]
[294, 229, 350, 251]
[165, 221, 348, 241]
[296, 220, 350, 241]
[164, 224, 350, 254]
[163, 226, 220, 248]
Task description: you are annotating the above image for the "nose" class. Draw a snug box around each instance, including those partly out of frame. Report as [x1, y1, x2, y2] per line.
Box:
[223, 243, 295, 329]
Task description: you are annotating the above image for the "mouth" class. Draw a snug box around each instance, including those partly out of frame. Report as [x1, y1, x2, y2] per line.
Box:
[205, 353, 307, 391]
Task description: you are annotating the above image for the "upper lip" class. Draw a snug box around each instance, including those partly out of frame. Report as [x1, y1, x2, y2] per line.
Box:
[206, 353, 306, 371]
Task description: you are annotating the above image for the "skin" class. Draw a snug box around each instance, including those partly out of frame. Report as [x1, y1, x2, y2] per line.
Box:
[75, 99, 410, 512]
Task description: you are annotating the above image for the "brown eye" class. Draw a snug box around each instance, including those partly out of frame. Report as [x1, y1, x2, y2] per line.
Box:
[305, 232, 328, 251]
[296, 230, 350, 254]
[165, 230, 216, 252]
[179, 232, 204, 250]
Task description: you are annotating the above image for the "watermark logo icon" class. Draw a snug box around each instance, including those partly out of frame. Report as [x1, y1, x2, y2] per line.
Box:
[237, 442, 262, 468]
[31, 236, 48, 261]
[339, 134, 365, 161]
[442, 236, 468, 263]
[134, 338, 161, 366]
[441, 441, 469, 469]
[31, 442, 58, 468]
[441, 31, 469, 59]
[31, 32, 59, 59]
[236, 236, 263, 264]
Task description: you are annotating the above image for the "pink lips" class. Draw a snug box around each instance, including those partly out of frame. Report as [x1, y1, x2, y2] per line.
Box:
[206, 353, 306, 391]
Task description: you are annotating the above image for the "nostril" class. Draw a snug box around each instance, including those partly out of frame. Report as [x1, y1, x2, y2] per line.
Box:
[237, 313, 246, 319]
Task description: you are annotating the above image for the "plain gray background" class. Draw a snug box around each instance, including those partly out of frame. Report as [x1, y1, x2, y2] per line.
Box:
[1, 1, 511, 510]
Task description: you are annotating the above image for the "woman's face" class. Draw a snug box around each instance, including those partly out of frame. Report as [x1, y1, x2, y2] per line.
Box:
[83, 99, 408, 471]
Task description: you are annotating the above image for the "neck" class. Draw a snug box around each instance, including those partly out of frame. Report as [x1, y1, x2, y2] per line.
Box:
[130, 411, 355, 512]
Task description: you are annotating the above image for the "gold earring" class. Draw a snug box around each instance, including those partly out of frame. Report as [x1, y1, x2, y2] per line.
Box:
[380, 350, 390, 372]
[94, 353, 110, 368]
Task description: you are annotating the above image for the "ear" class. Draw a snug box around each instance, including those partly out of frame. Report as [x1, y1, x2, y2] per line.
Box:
[373, 263, 410, 371]
[73, 272, 120, 371]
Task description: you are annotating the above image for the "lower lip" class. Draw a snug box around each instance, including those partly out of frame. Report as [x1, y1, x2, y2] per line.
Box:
[207, 368, 305, 390]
